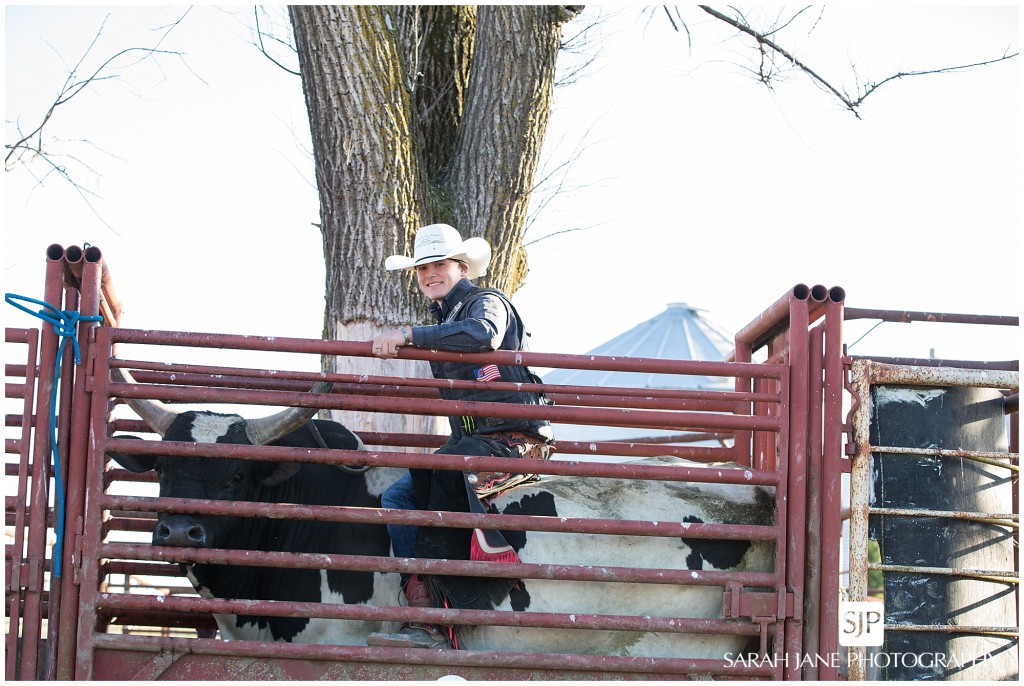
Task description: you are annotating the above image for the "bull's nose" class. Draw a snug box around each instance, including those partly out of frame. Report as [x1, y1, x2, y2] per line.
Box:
[153, 516, 209, 547]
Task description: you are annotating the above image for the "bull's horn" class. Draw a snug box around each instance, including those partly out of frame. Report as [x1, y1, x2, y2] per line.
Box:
[244, 381, 335, 446]
[110, 365, 180, 437]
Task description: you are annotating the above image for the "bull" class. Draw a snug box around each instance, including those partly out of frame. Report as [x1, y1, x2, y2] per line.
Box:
[110, 380, 775, 658]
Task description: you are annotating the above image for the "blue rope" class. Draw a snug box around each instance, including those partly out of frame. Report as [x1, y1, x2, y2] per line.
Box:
[5, 292, 103, 578]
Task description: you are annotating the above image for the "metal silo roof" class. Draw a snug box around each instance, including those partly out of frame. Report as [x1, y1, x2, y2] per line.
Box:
[542, 303, 735, 448]
[543, 302, 734, 391]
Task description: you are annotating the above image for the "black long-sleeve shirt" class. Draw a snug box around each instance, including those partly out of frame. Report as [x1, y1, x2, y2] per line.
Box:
[411, 278, 520, 353]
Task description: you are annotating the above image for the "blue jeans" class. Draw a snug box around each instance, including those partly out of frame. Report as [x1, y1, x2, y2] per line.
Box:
[383, 435, 517, 561]
[382, 472, 419, 560]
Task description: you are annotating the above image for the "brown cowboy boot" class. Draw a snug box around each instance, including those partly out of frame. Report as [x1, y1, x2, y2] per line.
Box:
[366, 575, 451, 649]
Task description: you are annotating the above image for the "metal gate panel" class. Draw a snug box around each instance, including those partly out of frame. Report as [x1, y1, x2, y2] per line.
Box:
[728, 283, 848, 680]
[10, 248, 851, 680]
[68, 322, 795, 680]
[847, 360, 1019, 680]
[4, 327, 40, 681]
[5, 245, 76, 682]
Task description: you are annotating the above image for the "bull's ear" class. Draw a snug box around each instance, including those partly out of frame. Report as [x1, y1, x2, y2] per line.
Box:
[108, 436, 157, 473]
[258, 461, 301, 487]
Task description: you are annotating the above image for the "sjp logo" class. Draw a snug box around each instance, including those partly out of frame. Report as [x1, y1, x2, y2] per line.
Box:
[839, 601, 884, 646]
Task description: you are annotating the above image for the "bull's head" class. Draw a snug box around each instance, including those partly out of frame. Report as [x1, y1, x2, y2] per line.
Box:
[109, 366, 333, 548]
[111, 365, 332, 446]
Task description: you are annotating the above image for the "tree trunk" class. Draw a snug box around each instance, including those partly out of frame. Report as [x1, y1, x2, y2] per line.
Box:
[446, 6, 567, 291]
[289, 4, 579, 438]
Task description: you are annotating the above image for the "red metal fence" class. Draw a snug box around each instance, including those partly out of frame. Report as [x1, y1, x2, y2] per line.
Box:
[75, 324, 801, 679]
[5, 244, 1017, 680]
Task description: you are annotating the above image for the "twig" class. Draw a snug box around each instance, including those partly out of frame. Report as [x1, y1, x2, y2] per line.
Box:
[697, 4, 1018, 118]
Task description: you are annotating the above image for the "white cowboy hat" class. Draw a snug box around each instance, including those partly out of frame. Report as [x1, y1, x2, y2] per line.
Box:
[384, 223, 491, 279]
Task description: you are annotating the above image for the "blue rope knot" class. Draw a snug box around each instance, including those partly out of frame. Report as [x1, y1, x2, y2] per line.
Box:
[5, 292, 104, 578]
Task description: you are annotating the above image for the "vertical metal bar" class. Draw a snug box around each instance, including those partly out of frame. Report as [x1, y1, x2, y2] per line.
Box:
[730, 285, 810, 469]
[17, 245, 67, 680]
[53, 255, 103, 680]
[846, 360, 872, 681]
[817, 289, 846, 680]
[734, 342, 754, 468]
[783, 294, 809, 680]
[1010, 406, 1019, 655]
[772, 621, 785, 680]
[773, 368, 792, 680]
[753, 376, 776, 472]
[75, 325, 116, 680]
[801, 324, 825, 679]
[43, 280, 78, 680]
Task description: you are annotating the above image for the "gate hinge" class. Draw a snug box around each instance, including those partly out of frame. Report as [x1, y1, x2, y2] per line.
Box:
[85, 346, 97, 391]
[723, 585, 797, 621]
[71, 516, 85, 585]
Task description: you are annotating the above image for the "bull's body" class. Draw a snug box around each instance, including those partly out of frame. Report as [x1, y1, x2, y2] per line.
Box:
[115, 403, 774, 657]
[453, 461, 774, 657]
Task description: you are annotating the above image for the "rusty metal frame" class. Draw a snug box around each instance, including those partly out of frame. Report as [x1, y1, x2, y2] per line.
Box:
[53, 251, 105, 679]
[5, 326, 39, 681]
[5, 245, 118, 681]
[66, 321, 796, 680]
[7, 244, 1020, 681]
[846, 359, 1020, 680]
[726, 283, 848, 680]
[8, 254, 854, 680]
[5, 246, 68, 681]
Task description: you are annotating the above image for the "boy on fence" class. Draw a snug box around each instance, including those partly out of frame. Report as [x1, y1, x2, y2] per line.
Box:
[366, 223, 553, 648]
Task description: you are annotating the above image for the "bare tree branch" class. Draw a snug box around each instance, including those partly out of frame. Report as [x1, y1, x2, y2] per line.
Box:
[253, 6, 301, 76]
[524, 120, 615, 248]
[555, 6, 608, 87]
[5, 10, 194, 232]
[698, 4, 863, 117]
[695, 5, 1018, 118]
[848, 52, 1020, 108]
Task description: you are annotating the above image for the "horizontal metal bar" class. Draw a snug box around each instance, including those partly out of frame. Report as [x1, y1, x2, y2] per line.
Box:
[110, 381, 782, 433]
[108, 327, 786, 380]
[868, 563, 1019, 583]
[882, 624, 1018, 637]
[844, 308, 1018, 327]
[869, 507, 1018, 528]
[103, 437, 782, 485]
[98, 592, 764, 637]
[122, 363, 780, 405]
[607, 432, 731, 445]
[101, 543, 780, 589]
[90, 633, 775, 677]
[5, 327, 36, 343]
[553, 439, 733, 461]
[103, 493, 781, 541]
[862, 361, 1018, 390]
[849, 356, 1018, 372]
[869, 444, 1019, 472]
[105, 427, 737, 464]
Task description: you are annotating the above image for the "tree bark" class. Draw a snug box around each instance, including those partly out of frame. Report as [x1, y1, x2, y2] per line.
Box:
[289, 4, 580, 437]
[446, 6, 567, 292]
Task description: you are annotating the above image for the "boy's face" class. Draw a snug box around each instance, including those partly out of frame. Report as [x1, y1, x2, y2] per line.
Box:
[415, 259, 467, 303]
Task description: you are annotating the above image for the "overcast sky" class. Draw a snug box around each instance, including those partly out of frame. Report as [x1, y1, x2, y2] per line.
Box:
[4, 5, 1020, 372]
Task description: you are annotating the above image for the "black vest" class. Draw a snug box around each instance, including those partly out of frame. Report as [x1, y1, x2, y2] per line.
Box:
[430, 286, 553, 441]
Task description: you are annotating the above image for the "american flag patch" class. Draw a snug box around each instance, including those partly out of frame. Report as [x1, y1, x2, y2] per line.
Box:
[474, 364, 501, 382]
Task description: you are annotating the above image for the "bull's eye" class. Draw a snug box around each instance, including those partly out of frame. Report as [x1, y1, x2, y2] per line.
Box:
[229, 472, 245, 486]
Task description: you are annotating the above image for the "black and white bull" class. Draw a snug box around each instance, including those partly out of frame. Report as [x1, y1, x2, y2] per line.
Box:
[111, 380, 774, 657]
